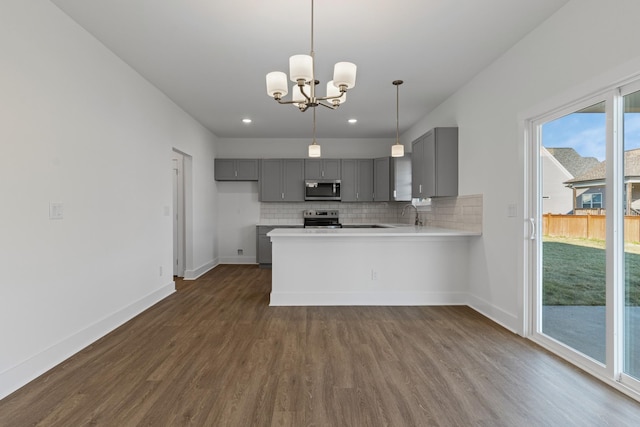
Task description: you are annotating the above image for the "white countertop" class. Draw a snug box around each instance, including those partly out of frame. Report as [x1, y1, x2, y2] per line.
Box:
[267, 225, 480, 238]
[256, 223, 303, 227]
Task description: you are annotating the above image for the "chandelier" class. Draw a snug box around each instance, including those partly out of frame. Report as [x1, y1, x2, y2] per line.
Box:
[265, 0, 357, 113]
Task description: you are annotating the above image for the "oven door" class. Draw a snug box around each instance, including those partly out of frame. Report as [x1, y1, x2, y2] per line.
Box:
[305, 180, 341, 201]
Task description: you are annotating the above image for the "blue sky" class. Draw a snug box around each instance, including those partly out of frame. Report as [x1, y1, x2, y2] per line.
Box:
[542, 113, 640, 161]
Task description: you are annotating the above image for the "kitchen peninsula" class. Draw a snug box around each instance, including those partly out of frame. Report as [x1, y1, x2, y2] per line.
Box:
[268, 226, 480, 306]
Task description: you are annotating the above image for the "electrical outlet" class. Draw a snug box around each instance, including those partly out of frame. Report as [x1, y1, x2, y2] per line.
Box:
[371, 269, 378, 280]
[237, 249, 244, 255]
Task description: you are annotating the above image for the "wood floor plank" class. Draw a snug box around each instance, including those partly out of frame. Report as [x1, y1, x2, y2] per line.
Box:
[1, 264, 639, 426]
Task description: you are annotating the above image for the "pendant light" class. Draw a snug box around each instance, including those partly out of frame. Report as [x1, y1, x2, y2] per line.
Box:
[391, 80, 405, 157]
[308, 107, 321, 157]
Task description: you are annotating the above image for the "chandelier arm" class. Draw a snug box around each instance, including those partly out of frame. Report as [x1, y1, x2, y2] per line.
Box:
[298, 83, 312, 102]
[316, 93, 345, 102]
[317, 101, 337, 110]
[275, 99, 301, 106]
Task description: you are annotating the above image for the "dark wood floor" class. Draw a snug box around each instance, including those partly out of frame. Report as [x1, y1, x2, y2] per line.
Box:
[1, 265, 639, 426]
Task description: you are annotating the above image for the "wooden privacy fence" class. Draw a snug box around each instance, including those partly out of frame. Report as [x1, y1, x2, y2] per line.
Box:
[543, 214, 640, 242]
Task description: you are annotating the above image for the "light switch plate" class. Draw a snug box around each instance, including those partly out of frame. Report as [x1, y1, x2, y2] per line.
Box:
[507, 203, 517, 218]
[49, 202, 64, 220]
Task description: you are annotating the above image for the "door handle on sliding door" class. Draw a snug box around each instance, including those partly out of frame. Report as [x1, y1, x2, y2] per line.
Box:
[528, 218, 536, 240]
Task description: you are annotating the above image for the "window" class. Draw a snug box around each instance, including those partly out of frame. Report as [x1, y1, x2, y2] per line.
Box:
[582, 193, 602, 208]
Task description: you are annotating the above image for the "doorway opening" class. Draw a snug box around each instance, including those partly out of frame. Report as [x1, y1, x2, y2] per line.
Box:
[172, 149, 190, 278]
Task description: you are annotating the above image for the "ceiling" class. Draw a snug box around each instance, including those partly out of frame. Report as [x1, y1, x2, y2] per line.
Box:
[50, 0, 569, 139]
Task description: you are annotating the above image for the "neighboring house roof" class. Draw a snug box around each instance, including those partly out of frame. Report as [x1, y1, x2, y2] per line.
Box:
[565, 148, 640, 186]
[546, 147, 600, 178]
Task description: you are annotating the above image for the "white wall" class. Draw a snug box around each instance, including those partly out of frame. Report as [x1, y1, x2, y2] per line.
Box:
[0, 0, 218, 398]
[216, 181, 260, 263]
[403, 0, 640, 332]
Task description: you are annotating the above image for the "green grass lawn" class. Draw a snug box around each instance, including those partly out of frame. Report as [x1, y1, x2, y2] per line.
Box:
[543, 240, 640, 305]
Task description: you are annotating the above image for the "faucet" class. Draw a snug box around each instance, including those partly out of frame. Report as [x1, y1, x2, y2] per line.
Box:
[401, 204, 422, 226]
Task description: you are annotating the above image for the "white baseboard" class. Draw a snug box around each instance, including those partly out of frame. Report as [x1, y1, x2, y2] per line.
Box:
[184, 259, 217, 280]
[270, 291, 468, 306]
[467, 293, 519, 333]
[218, 255, 257, 264]
[0, 283, 175, 400]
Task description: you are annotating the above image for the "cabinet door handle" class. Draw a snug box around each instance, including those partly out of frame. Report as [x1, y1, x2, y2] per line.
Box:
[235, 170, 238, 177]
[322, 170, 325, 177]
[419, 184, 422, 194]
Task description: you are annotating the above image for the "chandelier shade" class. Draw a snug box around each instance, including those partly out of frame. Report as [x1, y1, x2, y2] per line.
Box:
[326, 81, 346, 105]
[333, 62, 357, 89]
[266, 72, 288, 98]
[289, 55, 313, 83]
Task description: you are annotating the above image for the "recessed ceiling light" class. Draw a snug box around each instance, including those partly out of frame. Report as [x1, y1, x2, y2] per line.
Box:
[242, 118, 252, 124]
[348, 118, 357, 124]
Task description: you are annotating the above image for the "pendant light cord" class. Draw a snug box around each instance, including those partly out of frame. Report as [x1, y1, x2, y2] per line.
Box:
[313, 107, 317, 144]
[396, 83, 400, 143]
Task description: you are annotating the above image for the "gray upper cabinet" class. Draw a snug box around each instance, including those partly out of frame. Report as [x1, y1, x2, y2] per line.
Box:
[390, 155, 412, 201]
[373, 157, 390, 202]
[259, 159, 305, 202]
[412, 127, 458, 198]
[304, 159, 341, 180]
[214, 159, 259, 181]
[374, 156, 412, 202]
[341, 159, 374, 202]
[411, 136, 425, 198]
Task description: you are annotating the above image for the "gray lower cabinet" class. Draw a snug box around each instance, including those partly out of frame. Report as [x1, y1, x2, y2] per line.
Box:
[304, 159, 341, 180]
[214, 159, 259, 181]
[411, 127, 458, 198]
[257, 226, 274, 265]
[257, 225, 302, 266]
[341, 159, 374, 202]
[259, 159, 305, 202]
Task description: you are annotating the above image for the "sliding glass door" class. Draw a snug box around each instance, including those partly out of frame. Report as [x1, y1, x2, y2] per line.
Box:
[623, 87, 640, 383]
[539, 102, 607, 364]
[530, 82, 640, 397]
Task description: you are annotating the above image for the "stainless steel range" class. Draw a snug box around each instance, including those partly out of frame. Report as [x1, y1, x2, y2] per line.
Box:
[303, 210, 341, 228]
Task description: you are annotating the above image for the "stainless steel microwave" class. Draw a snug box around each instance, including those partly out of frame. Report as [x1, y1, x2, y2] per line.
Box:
[304, 180, 341, 201]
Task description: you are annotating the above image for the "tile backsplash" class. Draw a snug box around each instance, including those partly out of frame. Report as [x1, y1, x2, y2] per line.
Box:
[260, 202, 400, 225]
[418, 194, 483, 233]
[260, 194, 483, 233]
